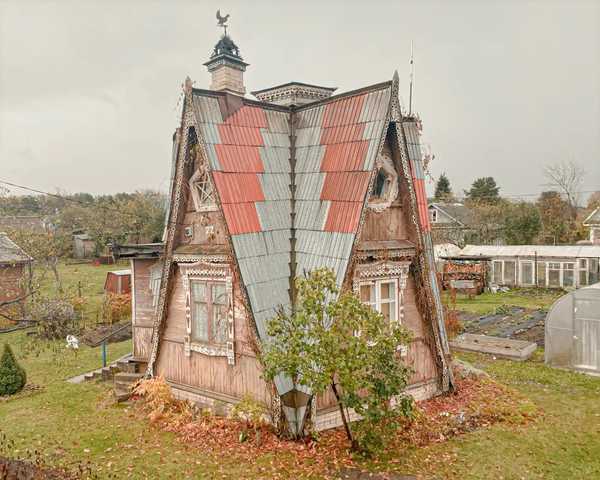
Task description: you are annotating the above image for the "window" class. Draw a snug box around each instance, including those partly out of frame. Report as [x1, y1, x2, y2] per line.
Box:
[190, 280, 228, 344]
[520, 261, 534, 286]
[429, 209, 438, 223]
[548, 262, 561, 287]
[189, 168, 217, 212]
[537, 262, 546, 287]
[503, 261, 516, 285]
[492, 260, 503, 285]
[563, 263, 575, 288]
[579, 259, 588, 286]
[368, 153, 398, 212]
[373, 169, 387, 198]
[359, 279, 398, 323]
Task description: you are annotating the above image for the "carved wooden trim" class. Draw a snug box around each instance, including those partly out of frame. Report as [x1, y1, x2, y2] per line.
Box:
[367, 152, 399, 213]
[180, 262, 235, 365]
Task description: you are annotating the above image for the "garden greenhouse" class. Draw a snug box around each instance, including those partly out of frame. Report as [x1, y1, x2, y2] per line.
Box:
[545, 283, 600, 374]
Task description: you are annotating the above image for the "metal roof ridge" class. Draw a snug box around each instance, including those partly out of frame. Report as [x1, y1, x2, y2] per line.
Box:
[295, 80, 393, 112]
[191, 88, 291, 113]
[251, 81, 338, 95]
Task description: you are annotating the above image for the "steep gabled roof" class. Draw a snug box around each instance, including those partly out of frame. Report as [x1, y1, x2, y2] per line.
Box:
[429, 202, 474, 227]
[583, 207, 600, 226]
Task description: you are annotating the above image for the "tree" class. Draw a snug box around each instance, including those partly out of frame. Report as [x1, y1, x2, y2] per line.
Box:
[464, 177, 500, 204]
[502, 201, 542, 245]
[587, 191, 600, 211]
[0, 344, 26, 396]
[262, 268, 413, 454]
[536, 191, 574, 244]
[434, 173, 453, 202]
[543, 160, 585, 217]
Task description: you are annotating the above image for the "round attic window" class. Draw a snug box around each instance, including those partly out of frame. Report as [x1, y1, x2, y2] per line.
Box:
[368, 153, 398, 212]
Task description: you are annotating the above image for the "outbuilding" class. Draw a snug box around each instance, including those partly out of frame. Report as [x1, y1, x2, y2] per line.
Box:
[545, 283, 600, 374]
[104, 269, 132, 295]
[459, 245, 600, 289]
[0, 233, 32, 320]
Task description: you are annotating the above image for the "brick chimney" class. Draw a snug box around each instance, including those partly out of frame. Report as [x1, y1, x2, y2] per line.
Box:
[204, 35, 248, 96]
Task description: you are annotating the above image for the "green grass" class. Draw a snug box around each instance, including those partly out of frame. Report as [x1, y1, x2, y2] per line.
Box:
[35, 261, 130, 326]
[445, 288, 564, 315]
[2, 329, 599, 479]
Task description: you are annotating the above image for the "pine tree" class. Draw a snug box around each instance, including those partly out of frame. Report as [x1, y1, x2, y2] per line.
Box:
[0, 344, 26, 396]
[465, 177, 500, 204]
[434, 173, 453, 201]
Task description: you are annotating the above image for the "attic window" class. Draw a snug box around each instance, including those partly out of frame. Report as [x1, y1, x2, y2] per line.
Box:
[368, 153, 398, 213]
[189, 168, 218, 212]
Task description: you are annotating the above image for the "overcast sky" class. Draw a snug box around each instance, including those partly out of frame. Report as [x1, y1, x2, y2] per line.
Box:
[1, 0, 599, 202]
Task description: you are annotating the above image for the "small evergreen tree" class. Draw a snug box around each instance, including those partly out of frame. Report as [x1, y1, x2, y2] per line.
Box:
[0, 344, 26, 396]
[434, 173, 453, 202]
[465, 177, 500, 204]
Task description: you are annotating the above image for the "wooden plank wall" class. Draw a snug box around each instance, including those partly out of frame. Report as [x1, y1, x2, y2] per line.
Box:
[132, 259, 157, 361]
[156, 267, 270, 405]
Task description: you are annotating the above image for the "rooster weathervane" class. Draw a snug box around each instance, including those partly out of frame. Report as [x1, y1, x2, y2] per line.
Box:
[216, 10, 230, 36]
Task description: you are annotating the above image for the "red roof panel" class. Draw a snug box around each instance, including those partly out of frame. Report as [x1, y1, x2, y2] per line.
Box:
[324, 201, 362, 233]
[320, 124, 365, 145]
[221, 203, 262, 234]
[322, 94, 366, 128]
[218, 124, 264, 146]
[215, 144, 264, 172]
[212, 172, 265, 204]
[320, 140, 369, 172]
[320, 172, 370, 202]
[226, 105, 268, 128]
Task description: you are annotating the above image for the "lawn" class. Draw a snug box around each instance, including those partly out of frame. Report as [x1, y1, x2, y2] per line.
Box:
[444, 288, 564, 315]
[34, 261, 130, 327]
[2, 280, 599, 479]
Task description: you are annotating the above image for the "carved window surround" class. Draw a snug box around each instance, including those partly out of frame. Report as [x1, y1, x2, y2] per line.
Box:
[368, 153, 399, 213]
[180, 262, 235, 365]
[353, 261, 410, 324]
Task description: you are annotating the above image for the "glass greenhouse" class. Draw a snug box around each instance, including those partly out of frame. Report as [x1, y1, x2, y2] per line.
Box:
[545, 283, 600, 374]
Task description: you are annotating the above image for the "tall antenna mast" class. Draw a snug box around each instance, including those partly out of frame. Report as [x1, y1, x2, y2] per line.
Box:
[408, 41, 414, 116]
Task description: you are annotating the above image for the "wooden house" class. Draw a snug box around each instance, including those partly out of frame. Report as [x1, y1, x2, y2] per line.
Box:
[124, 30, 453, 436]
[0, 233, 32, 320]
[583, 207, 600, 244]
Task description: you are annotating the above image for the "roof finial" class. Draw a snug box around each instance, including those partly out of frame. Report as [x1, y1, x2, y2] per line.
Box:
[216, 9, 230, 36]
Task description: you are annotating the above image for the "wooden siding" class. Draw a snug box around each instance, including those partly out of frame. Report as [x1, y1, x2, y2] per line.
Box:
[132, 259, 158, 360]
[156, 265, 270, 404]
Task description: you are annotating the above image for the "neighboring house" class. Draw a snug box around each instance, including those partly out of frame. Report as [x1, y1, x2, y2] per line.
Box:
[0, 233, 32, 320]
[0, 215, 50, 234]
[583, 208, 600, 244]
[122, 30, 453, 436]
[73, 232, 95, 259]
[428, 203, 476, 246]
[460, 244, 600, 288]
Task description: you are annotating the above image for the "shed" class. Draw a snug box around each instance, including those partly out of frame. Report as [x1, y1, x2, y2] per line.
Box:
[104, 269, 132, 295]
[440, 256, 490, 295]
[460, 244, 600, 289]
[0, 233, 32, 319]
[73, 233, 95, 259]
[545, 283, 600, 374]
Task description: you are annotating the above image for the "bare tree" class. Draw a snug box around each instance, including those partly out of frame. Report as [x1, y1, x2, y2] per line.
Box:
[543, 160, 586, 217]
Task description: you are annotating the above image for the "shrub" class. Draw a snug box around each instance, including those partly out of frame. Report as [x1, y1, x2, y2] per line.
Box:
[30, 298, 78, 340]
[0, 344, 26, 396]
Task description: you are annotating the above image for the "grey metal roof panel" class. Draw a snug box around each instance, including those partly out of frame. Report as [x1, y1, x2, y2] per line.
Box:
[231, 233, 268, 259]
[256, 200, 292, 231]
[295, 126, 322, 147]
[264, 109, 289, 134]
[246, 279, 290, 316]
[238, 253, 290, 285]
[404, 122, 422, 162]
[204, 143, 222, 171]
[192, 95, 223, 124]
[296, 104, 325, 129]
[259, 173, 291, 201]
[296, 253, 346, 285]
[295, 231, 354, 259]
[359, 87, 391, 123]
[295, 145, 325, 173]
[259, 146, 291, 173]
[261, 131, 290, 148]
[0, 233, 31, 264]
[198, 123, 221, 145]
[295, 200, 329, 230]
[295, 172, 326, 200]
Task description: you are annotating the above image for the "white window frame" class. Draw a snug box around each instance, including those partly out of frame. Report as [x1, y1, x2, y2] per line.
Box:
[562, 262, 575, 288]
[547, 262, 562, 288]
[492, 260, 503, 285]
[519, 260, 535, 286]
[358, 278, 399, 324]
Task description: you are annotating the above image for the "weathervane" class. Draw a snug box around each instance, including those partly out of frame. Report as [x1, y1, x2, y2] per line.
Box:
[216, 10, 230, 36]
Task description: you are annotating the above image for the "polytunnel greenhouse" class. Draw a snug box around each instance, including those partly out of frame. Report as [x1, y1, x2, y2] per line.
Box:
[545, 283, 600, 374]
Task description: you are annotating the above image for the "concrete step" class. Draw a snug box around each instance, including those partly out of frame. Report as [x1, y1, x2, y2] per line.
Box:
[116, 359, 138, 374]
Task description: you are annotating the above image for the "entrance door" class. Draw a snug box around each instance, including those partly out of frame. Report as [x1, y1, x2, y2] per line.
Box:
[573, 294, 600, 371]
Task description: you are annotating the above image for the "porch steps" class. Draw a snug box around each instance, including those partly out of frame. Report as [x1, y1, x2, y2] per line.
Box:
[114, 372, 144, 402]
[79, 354, 144, 401]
